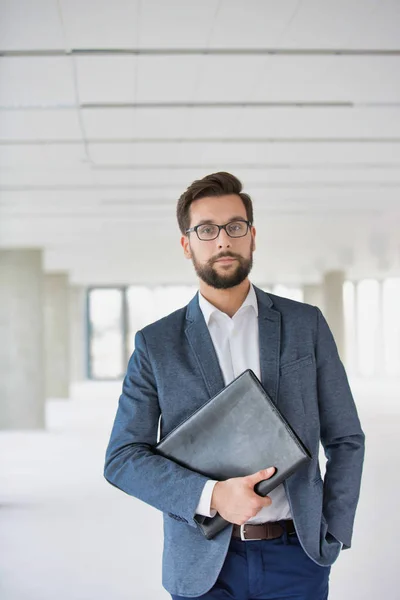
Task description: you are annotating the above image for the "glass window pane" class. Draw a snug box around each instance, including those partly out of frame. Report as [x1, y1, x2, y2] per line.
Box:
[89, 289, 124, 379]
[153, 285, 198, 321]
[356, 279, 380, 377]
[343, 281, 357, 375]
[382, 278, 400, 376]
[126, 286, 157, 351]
[127, 285, 197, 352]
[272, 284, 304, 302]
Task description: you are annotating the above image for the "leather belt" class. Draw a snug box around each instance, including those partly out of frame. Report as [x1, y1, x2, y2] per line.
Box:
[232, 519, 296, 541]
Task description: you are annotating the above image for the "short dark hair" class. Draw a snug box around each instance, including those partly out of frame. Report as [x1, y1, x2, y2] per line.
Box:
[176, 172, 254, 234]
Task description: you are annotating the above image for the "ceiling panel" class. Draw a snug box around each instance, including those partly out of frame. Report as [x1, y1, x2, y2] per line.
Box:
[86, 140, 400, 167]
[0, 109, 82, 139]
[0, 57, 75, 107]
[129, 107, 239, 137]
[205, 0, 398, 50]
[198, 0, 300, 49]
[81, 106, 400, 138]
[273, 0, 377, 49]
[80, 108, 136, 137]
[2, 183, 399, 205]
[0, 143, 87, 167]
[175, 141, 400, 163]
[309, 0, 400, 50]
[136, 55, 214, 103]
[251, 56, 400, 103]
[2, 0, 396, 55]
[1, 142, 399, 178]
[137, 0, 399, 51]
[88, 142, 206, 164]
[81, 107, 239, 137]
[2, 54, 400, 108]
[82, 106, 400, 139]
[60, 0, 140, 49]
[230, 107, 400, 137]
[0, 0, 64, 50]
[75, 56, 136, 104]
[138, 0, 221, 49]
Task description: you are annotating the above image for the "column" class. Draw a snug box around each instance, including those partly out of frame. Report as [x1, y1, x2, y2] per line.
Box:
[323, 270, 346, 363]
[44, 273, 70, 399]
[0, 249, 45, 429]
[69, 285, 87, 382]
[303, 283, 324, 312]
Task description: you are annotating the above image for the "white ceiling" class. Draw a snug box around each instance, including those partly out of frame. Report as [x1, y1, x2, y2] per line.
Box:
[0, 0, 399, 285]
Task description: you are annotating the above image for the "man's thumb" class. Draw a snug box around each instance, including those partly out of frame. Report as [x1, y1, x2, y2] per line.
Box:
[247, 467, 275, 485]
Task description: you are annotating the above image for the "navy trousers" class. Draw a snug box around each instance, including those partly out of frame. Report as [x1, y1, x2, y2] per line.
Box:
[171, 528, 330, 600]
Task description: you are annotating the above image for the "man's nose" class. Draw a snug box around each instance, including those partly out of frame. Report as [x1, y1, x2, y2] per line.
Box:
[217, 228, 231, 248]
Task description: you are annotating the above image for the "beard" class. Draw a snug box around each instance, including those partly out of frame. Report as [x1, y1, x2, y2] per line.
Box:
[191, 244, 254, 290]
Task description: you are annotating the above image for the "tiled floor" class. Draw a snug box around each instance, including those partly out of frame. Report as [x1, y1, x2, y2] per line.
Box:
[1, 379, 398, 600]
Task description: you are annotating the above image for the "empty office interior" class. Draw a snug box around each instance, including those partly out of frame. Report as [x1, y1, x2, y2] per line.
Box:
[0, 1, 399, 599]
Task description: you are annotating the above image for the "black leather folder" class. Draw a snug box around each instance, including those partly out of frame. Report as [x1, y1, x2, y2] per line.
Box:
[155, 369, 311, 540]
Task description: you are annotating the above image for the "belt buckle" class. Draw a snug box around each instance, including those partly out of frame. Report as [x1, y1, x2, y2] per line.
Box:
[240, 524, 262, 541]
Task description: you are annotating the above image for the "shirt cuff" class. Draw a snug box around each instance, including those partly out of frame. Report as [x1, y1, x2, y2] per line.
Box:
[195, 480, 218, 518]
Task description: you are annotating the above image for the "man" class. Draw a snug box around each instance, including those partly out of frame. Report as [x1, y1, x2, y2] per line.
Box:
[104, 172, 365, 599]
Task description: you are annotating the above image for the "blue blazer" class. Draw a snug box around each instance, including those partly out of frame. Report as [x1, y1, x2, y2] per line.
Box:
[104, 286, 365, 597]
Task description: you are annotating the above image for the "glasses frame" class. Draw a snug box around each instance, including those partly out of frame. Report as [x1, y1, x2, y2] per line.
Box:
[185, 219, 252, 241]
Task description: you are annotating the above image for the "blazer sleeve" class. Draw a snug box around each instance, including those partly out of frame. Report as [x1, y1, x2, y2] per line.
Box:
[103, 329, 210, 528]
[315, 306, 365, 550]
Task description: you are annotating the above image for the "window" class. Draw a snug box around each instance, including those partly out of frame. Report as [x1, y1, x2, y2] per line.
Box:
[356, 279, 381, 377]
[272, 285, 304, 302]
[343, 281, 357, 375]
[87, 285, 197, 379]
[86, 279, 400, 380]
[382, 278, 400, 376]
[87, 288, 125, 379]
[126, 285, 197, 352]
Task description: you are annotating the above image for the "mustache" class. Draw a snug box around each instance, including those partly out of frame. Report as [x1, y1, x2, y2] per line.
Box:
[211, 252, 241, 264]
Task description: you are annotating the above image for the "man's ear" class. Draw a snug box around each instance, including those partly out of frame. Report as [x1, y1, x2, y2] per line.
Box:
[181, 235, 192, 259]
[251, 226, 256, 252]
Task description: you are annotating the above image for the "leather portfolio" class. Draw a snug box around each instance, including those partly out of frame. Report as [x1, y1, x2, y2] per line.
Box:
[155, 369, 311, 539]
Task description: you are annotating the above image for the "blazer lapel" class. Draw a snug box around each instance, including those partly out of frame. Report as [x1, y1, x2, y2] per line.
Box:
[254, 286, 282, 407]
[185, 292, 225, 399]
[184, 286, 281, 405]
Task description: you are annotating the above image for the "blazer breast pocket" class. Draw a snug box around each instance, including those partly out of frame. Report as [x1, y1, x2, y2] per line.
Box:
[280, 354, 314, 375]
[278, 354, 315, 420]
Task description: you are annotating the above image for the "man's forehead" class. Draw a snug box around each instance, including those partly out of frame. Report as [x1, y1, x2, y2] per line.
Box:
[189, 194, 247, 222]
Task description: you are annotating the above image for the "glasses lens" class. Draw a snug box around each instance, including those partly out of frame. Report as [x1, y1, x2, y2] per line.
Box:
[197, 224, 219, 240]
[226, 221, 248, 237]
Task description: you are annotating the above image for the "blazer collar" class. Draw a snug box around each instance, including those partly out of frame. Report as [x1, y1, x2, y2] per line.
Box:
[185, 284, 281, 405]
[185, 282, 271, 323]
[198, 282, 259, 326]
[253, 285, 281, 405]
[185, 292, 225, 399]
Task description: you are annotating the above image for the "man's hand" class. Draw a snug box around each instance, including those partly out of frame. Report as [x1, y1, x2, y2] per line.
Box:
[210, 467, 276, 525]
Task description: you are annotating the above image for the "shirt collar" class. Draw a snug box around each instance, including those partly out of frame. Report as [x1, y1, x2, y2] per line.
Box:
[198, 282, 258, 326]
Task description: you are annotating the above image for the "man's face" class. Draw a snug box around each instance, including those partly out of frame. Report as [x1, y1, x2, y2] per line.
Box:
[181, 194, 256, 290]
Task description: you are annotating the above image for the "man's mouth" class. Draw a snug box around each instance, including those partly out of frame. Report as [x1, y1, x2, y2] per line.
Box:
[215, 257, 237, 264]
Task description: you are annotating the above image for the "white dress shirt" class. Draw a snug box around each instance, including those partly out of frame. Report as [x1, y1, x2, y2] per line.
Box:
[195, 282, 292, 523]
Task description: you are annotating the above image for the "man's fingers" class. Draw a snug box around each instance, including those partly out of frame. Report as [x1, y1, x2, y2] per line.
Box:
[246, 467, 275, 486]
[261, 495, 272, 507]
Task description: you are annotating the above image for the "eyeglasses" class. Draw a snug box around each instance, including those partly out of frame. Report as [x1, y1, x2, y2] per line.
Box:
[186, 219, 252, 241]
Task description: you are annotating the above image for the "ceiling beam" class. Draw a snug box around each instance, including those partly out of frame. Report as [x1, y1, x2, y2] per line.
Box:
[1, 48, 400, 57]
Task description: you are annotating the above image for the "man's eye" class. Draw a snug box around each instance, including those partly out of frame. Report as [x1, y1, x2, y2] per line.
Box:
[228, 222, 244, 232]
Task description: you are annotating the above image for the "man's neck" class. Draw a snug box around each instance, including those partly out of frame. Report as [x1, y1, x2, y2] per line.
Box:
[199, 279, 251, 318]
